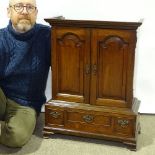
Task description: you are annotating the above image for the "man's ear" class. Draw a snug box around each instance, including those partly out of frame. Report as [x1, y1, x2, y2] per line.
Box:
[7, 7, 11, 18]
[35, 8, 38, 15]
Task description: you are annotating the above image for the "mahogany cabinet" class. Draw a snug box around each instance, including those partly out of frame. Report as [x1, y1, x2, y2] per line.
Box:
[43, 19, 142, 150]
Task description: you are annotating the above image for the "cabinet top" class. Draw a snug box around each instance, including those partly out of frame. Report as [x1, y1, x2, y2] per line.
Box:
[44, 18, 142, 30]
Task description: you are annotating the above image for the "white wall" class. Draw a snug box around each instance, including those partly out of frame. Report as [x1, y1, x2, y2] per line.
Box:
[0, 0, 155, 113]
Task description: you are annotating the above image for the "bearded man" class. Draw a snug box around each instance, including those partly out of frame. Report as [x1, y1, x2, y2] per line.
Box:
[0, 0, 51, 147]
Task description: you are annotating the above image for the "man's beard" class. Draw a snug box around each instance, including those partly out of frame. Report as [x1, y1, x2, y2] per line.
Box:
[15, 19, 34, 33]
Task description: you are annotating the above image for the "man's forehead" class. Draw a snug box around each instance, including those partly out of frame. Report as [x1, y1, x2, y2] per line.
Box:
[9, 0, 36, 5]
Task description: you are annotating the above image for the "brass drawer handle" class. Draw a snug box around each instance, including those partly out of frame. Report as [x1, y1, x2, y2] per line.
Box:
[83, 115, 94, 123]
[50, 111, 61, 118]
[118, 119, 129, 127]
[92, 64, 97, 75]
[85, 64, 91, 74]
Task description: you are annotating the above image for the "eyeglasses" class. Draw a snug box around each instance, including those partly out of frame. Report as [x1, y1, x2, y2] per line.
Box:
[9, 3, 37, 14]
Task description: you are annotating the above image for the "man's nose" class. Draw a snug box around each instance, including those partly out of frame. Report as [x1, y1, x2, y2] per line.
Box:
[21, 6, 29, 14]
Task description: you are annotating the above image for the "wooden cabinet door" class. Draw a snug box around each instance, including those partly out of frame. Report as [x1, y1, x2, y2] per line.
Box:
[90, 29, 136, 108]
[52, 27, 90, 104]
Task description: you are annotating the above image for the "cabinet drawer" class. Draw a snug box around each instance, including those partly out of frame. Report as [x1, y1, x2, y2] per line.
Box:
[65, 109, 112, 134]
[113, 117, 134, 137]
[46, 107, 64, 126]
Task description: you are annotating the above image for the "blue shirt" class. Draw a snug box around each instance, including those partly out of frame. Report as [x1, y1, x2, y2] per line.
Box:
[0, 21, 51, 112]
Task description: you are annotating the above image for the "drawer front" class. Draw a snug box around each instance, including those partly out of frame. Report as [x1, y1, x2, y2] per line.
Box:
[113, 117, 135, 137]
[65, 109, 112, 134]
[46, 107, 64, 126]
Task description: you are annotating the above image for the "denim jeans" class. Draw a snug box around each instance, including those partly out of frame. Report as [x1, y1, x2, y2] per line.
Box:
[0, 87, 36, 148]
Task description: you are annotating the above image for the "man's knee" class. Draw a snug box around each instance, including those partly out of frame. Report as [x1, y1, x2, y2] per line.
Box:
[4, 126, 33, 147]
[12, 129, 33, 147]
[0, 120, 35, 148]
[0, 102, 37, 147]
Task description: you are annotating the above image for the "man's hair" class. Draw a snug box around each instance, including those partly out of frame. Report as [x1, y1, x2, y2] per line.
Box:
[9, 0, 37, 5]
